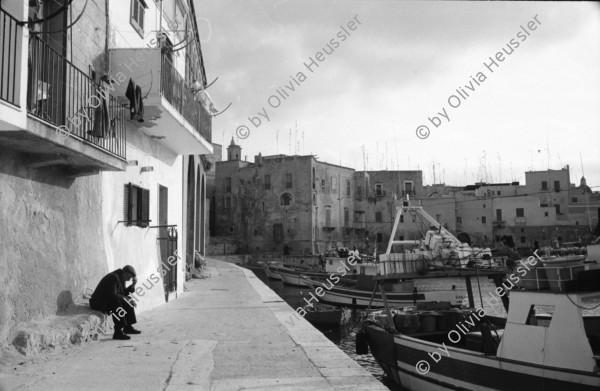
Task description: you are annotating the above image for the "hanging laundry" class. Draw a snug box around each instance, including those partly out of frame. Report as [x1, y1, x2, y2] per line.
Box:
[90, 93, 110, 138]
[126, 79, 144, 122]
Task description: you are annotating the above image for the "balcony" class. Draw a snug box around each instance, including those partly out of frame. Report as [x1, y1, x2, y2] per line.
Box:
[0, 12, 127, 171]
[0, 8, 20, 107]
[109, 48, 212, 155]
[514, 216, 527, 225]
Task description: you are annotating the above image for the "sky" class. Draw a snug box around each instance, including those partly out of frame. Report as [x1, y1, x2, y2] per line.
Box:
[194, 0, 600, 188]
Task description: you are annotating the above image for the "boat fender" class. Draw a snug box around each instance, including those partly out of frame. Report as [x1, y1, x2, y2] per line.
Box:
[356, 328, 369, 355]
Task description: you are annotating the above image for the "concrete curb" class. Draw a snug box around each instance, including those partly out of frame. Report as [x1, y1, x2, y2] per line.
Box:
[222, 261, 388, 390]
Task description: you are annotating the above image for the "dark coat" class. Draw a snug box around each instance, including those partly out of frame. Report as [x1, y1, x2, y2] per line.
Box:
[90, 269, 135, 313]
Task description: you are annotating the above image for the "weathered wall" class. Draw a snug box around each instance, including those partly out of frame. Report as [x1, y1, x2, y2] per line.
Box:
[0, 149, 108, 346]
[100, 129, 184, 311]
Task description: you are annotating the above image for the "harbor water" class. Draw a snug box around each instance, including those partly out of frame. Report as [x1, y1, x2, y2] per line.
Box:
[247, 266, 600, 391]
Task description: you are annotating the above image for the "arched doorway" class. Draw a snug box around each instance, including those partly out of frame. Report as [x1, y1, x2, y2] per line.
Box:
[200, 174, 205, 255]
[195, 167, 201, 259]
[186, 157, 196, 272]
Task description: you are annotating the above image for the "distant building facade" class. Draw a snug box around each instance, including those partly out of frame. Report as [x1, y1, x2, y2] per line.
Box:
[211, 140, 423, 254]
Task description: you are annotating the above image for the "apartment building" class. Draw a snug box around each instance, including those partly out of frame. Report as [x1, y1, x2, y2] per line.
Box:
[0, 0, 212, 346]
[211, 140, 424, 254]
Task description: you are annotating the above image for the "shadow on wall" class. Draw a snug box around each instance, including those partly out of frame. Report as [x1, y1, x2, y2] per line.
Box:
[56, 290, 98, 316]
[0, 149, 77, 189]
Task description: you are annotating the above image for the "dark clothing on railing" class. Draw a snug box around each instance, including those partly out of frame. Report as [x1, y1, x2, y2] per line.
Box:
[126, 79, 144, 122]
[90, 92, 114, 138]
[90, 269, 137, 328]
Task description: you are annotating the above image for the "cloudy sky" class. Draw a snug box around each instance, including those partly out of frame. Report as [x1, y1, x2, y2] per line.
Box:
[195, 1, 600, 188]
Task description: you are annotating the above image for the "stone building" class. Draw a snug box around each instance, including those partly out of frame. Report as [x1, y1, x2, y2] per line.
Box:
[212, 140, 424, 254]
[412, 166, 599, 249]
[0, 0, 212, 349]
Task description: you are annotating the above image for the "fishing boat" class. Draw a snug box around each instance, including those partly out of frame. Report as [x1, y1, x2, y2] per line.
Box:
[358, 199, 600, 390]
[303, 275, 466, 308]
[263, 262, 284, 281]
[304, 304, 343, 326]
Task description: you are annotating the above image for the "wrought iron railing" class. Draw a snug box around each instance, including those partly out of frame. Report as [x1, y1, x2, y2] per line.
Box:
[160, 56, 212, 143]
[0, 7, 21, 106]
[27, 35, 126, 159]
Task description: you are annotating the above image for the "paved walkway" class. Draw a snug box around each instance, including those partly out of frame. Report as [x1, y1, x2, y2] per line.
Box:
[0, 260, 386, 391]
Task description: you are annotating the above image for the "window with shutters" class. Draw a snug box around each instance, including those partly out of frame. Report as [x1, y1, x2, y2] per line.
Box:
[285, 173, 293, 189]
[130, 0, 147, 37]
[124, 183, 150, 227]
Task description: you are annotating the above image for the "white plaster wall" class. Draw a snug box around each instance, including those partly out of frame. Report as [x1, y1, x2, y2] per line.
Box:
[100, 127, 184, 312]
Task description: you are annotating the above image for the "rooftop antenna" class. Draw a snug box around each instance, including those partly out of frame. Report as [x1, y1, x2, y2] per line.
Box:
[393, 122, 400, 171]
[385, 142, 388, 170]
[362, 145, 367, 171]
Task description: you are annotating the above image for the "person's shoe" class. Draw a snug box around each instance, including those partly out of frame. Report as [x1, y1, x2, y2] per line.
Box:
[123, 326, 141, 335]
[113, 331, 131, 340]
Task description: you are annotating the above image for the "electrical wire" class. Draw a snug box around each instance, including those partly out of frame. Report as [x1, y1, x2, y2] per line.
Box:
[28, 0, 87, 35]
[9, 0, 74, 27]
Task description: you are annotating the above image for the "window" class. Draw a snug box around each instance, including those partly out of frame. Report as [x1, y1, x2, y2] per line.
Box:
[225, 177, 231, 193]
[285, 173, 293, 189]
[344, 208, 349, 227]
[224, 196, 231, 209]
[555, 204, 561, 215]
[521, 228, 525, 233]
[483, 204, 486, 208]
[481, 216, 486, 224]
[436, 214, 442, 223]
[497, 191, 501, 196]
[130, 0, 146, 37]
[375, 184, 383, 196]
[375, 211, 382, 223]
[496, 209, 502, 221]
[321, 179, 326, 190]
[331, 177, 337, 191]
[229, 226, 234, 233]
[264, 175, 271, 190]
[520, 236, 526, 244]
[404, 181, 413, 195]
[456, 217, 462, 224]
[516, 208, 524, 217]
[377, 233, 384, 243]
[554, 180, 560, 190]
[325, 207, 332, 227]
[400, 215, 404, 223]
[357, 186, 362, 199]
[572, 197, 578, 203]
[541, 181, 548, 190]
[280, 193, 292, 206]
[346, 180, 351, 197]
[312, 168, 316, 189]
[544, 211, 548, 217]
[124, 183, 150, 227]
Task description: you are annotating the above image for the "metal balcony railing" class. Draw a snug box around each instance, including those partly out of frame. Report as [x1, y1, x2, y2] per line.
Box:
[160, 56, 212, 143]
[0, 8, 21, 106]
[27, 35, 126, 159]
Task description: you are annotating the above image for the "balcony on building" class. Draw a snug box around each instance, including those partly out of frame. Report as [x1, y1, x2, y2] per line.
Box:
[0, 7, 127, 172]
[108, 48, 212, 156]
[514, 216, 527, 225]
